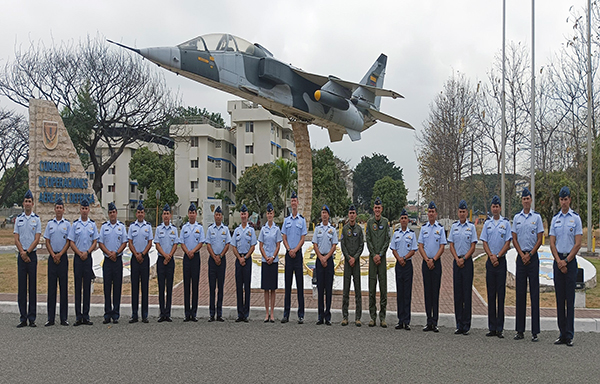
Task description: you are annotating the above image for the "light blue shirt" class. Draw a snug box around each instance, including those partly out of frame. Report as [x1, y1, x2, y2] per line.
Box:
[68, 218, 99, 253]
[14, 212, 42, 251]
[231, 224, 257, 255]
[549, 209, 583, 254]
[512, 210, 544, 251]
[127, 220, 153, 254]
[258, 222, 282, 262]
[448, 220, 478, 256]
[205, 222, 231, 256]
[282, 213, 307, 249]
[43, 218, 71, 253]
[180, 221, 205, 253]
[417, 221, 447, 258]
[312, 222, 338, 255]
[99, 220, 128, 256]
[480, 216, 512, 256]
[154, 223, 179, 256]
[390, 228, 418, 258]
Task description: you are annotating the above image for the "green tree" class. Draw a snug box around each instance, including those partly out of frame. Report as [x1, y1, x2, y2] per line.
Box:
[169, 106, 225, 127]
[270, 158, 297, 204]
[0, 166, 28, 207]
[214, 190, 233, 205]
[353, 153, 404, 212]
[61, 83, 96, 169]
[129, 147, 178, 209]
[311, 147, 351, 223]
[235, 163, 282, 218]
[372, 176, 408, 222]
[535, 170, 580, 229]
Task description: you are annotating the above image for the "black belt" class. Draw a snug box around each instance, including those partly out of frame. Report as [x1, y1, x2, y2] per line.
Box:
[557, 252, 570, 260]
[522, 250, 532, 253]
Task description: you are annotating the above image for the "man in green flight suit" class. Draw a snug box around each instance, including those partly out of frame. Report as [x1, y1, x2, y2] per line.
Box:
[366, 197, 391, 328]
[341, 204, 364, 327]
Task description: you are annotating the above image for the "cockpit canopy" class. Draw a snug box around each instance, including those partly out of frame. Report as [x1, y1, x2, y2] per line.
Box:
[178, 33, 272, 58]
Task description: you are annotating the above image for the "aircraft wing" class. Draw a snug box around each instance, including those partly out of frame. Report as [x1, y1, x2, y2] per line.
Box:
[368, 109, 414, 130]
[291, 68, 404, 99]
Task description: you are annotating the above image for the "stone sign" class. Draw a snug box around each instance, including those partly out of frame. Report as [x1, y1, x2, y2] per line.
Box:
[29, 99, 107, 228]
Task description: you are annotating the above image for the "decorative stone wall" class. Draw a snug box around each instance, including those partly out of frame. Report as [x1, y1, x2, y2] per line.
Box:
[28, 99, 107, 230]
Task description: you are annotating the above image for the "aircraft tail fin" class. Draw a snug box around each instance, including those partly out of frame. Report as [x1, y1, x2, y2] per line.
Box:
[356, 54, 387, 109]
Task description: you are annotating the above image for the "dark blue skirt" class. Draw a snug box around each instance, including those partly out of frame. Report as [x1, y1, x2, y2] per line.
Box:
[261, 261, 278, 290]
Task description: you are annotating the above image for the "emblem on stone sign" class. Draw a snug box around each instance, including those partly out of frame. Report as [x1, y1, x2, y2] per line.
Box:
[43, 121, 59, 150]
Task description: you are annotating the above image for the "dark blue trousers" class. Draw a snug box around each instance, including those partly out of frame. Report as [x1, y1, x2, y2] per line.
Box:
[73, 255, 93, 322]
[422, 258, 442, 326]
[130, 254, 149, 320]
[453, 257, 473, 332]
[156, 256, 174, 318]
[316, 259, 334, 322]
[47, 253, 68, 323]
[516, 252, 540, 335]
[208, 255, 226, 318]
[183, 252, 201, 318]
[395, 260, 413, 325]
[554, 255, 577, 340]
[283, 251, 305, 319]
[103, 255, 123, 321]
[486, 257, 506, 332]
[18, 251, 37, 323]
[235, 255, 252, 319]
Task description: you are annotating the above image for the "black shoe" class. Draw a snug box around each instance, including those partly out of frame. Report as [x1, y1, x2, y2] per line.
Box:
[566, 339, 574, 347]
[454, 329, 463, 335]
[462, 330, 469, 335]
[112, 319, 119, 324]
[264, 318, 270, 323]
[486, 331, 497, 337]
[157, 317, 165, 323]
[404, 324, 411, 331]
[29, 321, 36, 327]
[554, 337, 565, 345]
[514, 332, 524, 340]
[432, 326, 439, 333]
[281, 317, 289, 323]
[73, 320, 83, 327]
[60, 320, 69, 326]
[497, 332, 504, 339]
[45, 321, 55, 327]
[208, 317, 215, 322]
[297, 317, 304, 324]
[316, 319, 324, 325]
[235, 317, 243, 322]
[216, 317, 224, 322]
[325, 320, 332, 326]
[422, 325, 432, 332]
[191, 317, 198, 322]
[183, 317, 190, 322]
[142, 318, 149, 323]
[531, 334, 539, 342]
[84, 319, 93, 325]
[165, 317, 172, 322]
[395, 323, 404, 330]
[103, 319, 111, 324]
[17, 321, 27, 328]
[269, 319, 275, 323]
[129, 318, 138, 324]
[243, 318, 249, 323]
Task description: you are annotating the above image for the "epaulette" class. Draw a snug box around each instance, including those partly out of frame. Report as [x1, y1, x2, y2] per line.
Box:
[74, 219, 80, 223]
[453, 220, 459, 224]
[409, 229, 414, 232]
[572, 211, 579, 216]
[299, 214, 304, 218]
[18, 212, 25, 217]
[553, 211, 560, 217]
[90, 219, 95, 222]
[102, 221, 108, 225]
[394, 228, 401, 232]
[33, 214, 39, 217]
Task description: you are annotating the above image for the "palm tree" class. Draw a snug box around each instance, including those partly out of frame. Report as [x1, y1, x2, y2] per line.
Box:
[271, 157, 298, 206]
[291, 122, 312, 226]
[214, 190, 232, 205]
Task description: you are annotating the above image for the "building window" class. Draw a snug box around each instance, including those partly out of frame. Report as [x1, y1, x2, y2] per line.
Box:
[245, 121, 254, 133]
[277, 147, 280, 157]
[87, 172, 94, 180]
[208, 157, 215, 163]
[108, 166, 116, 175]
[271, 123, 275, 134]
[191, 159, 199, 168]
[208, 137, 215, 143]
[190, 137, 199, 147]
[215, 140, 222, 148]
[277, 128, 280, 138]
[215, 160, 222, 168]
[208, 178, 214, 183]
[191, 181, 198, 192]
[108, 184, 115, 193]
[271, 144, 274, 155]
[130, 184, 136, 193]
[245, 145, 254, 154]
[215, 180, 221, 188]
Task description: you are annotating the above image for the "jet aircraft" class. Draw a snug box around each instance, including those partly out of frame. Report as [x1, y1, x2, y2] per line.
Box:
[109, 33, 414, 142]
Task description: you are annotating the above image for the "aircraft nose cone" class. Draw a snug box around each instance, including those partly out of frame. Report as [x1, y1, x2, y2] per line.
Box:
[138, 47, 181, 70]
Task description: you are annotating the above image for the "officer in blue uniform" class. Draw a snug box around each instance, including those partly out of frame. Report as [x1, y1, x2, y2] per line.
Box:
[99, 202, 128, 324]
[480, 195, 512, 338]
[14, 190, 42, 328]
[127, 202, 153, 323]
[180, 202, 205, 322]
[512, 187, 544, 342]
[281, 191, 308, 324]
[231, 204, 257, 322]
[313, 205, 338, 325]
[550, 186, 582, 347]
[44, 197, 71, 326]
[205, 206, 231, 322]
[390, 209, 417, 330]
[154, 203, 179, 322]
[448, 200, 478, 335]
[418, 201, 447, 332]
[69, 198, 99, 326]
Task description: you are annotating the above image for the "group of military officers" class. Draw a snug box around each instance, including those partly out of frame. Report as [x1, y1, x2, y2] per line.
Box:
[14, 185, 583, 345]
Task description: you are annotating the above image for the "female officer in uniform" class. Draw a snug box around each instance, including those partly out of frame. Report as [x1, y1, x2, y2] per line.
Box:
[258, 203, 282, 322]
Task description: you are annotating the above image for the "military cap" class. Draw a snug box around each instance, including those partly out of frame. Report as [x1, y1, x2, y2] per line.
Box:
[400, 209, 408, 217]
[215, 206, 222, 214]
[491, 195, 501, 206]
[559, 186, 571, 198]
[374, 197, 382, 206]
[321, 204, 330, 214]
[188, 202, 197, 212]
[458, 200, 467, 210]
[266, 202, 274, 212]
[163, 203, 171, 212]
[522, 187, 532, 197]
[80, 198, 90, 207]
[55, 197, 64, 206]
[348, 204, 357, 212]
[137, 202, 144, 211]
[240, 204, 248, 213]
[291, 191, 298, 199]
[24, 190, 33, 200]
[108, 202, 117, 211]
[428, 201, 437, 210]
